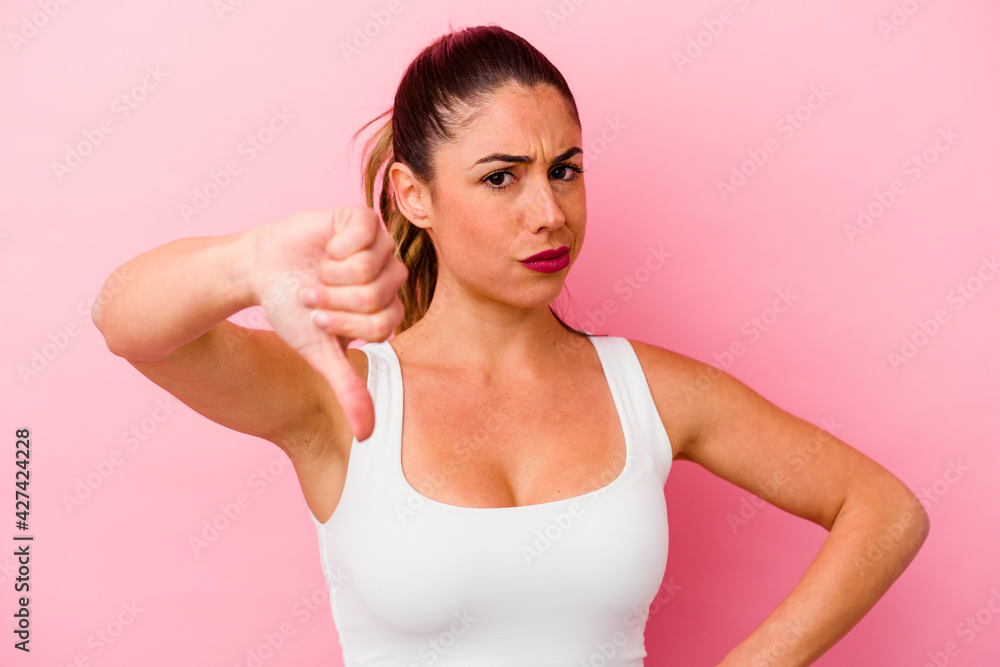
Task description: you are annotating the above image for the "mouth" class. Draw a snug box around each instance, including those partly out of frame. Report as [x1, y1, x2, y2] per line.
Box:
[520, 245, 570, 274]
[522, 245, 570, 262]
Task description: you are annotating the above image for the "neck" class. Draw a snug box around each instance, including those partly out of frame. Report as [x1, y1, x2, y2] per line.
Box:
[390, 279, 587, 378]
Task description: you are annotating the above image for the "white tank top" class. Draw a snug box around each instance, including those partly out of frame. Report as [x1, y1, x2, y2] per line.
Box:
[310, 334, 674, 666]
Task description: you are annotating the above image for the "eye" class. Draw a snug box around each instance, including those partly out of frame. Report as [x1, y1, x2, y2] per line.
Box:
[480, 163, 586, 193]
[482, 170, 515, 192]
[552, 164, 585, 182]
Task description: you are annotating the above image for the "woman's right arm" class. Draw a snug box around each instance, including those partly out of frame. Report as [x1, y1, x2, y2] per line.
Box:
[91, 207, 406, 450]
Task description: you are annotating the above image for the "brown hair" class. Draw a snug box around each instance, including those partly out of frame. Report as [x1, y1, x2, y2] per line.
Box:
[352, 24, 592, 337]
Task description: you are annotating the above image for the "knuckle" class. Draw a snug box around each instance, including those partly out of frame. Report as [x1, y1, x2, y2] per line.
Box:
[364, 284, 385, 312]
[352, 253, 376, 280]
[319, 285, 338, 308]
[374, 312, 393, 339]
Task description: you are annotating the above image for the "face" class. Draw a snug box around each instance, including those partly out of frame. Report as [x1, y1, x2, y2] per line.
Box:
[391, 83, 586, 311]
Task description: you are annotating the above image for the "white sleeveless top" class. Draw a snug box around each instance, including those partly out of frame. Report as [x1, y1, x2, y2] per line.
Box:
[310, 335, 674, 666]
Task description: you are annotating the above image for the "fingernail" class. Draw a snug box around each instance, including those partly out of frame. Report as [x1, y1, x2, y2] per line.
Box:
[311, 310, 330, 328]
[300, 288, 317, 307]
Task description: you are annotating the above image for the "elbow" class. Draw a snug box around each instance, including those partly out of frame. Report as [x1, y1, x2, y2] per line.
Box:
[887, 489, 931, 560]
[896, 484, 931, 546]
[91, 292, 139, 360]
[90, 293, 116, 353]
[90, 297, 106, 339]
[910, 497, 931, 549]
[91, 292, 125, 358]
[91, 263, 140, 358]
[888, 474, 931, 549]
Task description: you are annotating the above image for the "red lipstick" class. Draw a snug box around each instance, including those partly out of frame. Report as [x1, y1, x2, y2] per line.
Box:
[520, 245, 570, 274]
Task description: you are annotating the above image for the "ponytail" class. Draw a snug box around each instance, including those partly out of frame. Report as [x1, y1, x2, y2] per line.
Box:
[353, 110, 437, 335]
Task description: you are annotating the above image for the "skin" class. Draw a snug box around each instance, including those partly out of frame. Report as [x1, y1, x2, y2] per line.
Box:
[343, 82, 931, 663]
[381, 83, 628, 509]
[93, 81, 929, 666]
[386, 82, 588, 374]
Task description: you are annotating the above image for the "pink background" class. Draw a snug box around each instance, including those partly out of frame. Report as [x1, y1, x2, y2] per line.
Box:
[3, 1, 999, 665]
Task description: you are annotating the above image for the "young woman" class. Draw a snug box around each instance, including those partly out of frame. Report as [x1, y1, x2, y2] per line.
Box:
[92, 24, 929, 667]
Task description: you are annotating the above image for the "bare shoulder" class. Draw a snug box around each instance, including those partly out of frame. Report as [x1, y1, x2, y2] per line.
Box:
[625, 337, 713, 462]
[627, 337, 926, 533]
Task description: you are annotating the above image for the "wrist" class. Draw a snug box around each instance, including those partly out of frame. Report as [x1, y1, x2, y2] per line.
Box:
[229, 227, 263, 309]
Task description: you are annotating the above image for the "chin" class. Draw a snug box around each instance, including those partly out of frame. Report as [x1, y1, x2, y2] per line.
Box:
[512, 282, 568, 309]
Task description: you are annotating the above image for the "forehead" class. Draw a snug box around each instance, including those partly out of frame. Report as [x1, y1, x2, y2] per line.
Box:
[444, 84, 580, 158]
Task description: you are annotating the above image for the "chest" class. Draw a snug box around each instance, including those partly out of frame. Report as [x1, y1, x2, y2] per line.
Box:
[399, 367, 627, 509]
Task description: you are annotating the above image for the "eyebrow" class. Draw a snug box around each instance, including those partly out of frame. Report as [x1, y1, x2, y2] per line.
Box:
[472, 146, 583, 168]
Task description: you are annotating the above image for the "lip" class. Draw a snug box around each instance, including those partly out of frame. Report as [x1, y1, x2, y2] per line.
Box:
[522, 245, 570, 262]
[520, 245, 570, 274]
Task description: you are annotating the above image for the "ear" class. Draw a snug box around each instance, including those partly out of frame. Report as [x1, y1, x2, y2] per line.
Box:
[389, 162, 433, 230]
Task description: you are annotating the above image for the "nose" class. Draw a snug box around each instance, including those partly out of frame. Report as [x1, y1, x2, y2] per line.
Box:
[528, 176, 566, 233]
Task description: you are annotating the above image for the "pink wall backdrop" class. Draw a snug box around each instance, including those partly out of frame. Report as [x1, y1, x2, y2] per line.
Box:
[3, 0, 998, 665]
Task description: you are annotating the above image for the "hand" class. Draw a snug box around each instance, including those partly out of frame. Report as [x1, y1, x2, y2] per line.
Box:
[247, 206, 407, 441]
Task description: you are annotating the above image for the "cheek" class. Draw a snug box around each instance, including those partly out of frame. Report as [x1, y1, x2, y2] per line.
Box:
[563, 190, 586, 252]
[436, 193, 505, 263]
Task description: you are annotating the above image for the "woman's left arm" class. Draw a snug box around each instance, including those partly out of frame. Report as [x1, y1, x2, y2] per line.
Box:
[631, 340, 931, 667]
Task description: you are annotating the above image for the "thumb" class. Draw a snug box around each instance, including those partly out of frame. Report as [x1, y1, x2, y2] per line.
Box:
[296, 337, 375, 443]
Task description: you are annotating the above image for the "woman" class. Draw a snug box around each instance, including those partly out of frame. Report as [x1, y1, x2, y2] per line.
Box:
[93, 24, 928, 666]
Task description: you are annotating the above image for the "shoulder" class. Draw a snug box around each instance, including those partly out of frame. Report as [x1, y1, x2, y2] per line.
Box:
[622, 336, 727, 462]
